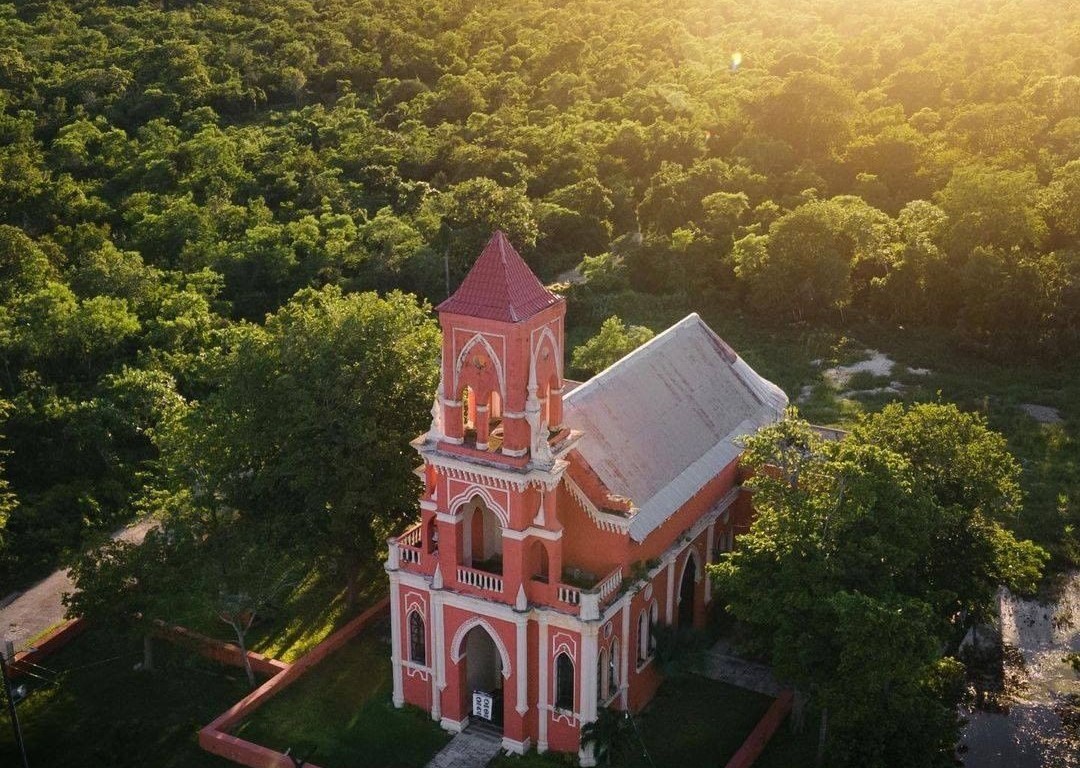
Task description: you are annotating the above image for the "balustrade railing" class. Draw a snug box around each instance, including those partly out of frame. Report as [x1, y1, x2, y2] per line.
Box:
[399, 525, 422, 547]
[557, 585, 581, 605]
[457, 566, 503, 594]
[400, 546, 421, 565]
[594, 566, 623, 603]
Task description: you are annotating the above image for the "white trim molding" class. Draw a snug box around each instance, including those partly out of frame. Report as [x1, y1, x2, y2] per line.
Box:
[450, 616, 513, 680]
[563, 474, 631, 534]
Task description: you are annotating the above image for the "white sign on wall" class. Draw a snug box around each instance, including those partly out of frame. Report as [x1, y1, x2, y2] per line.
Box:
[472, 690, 494, 721]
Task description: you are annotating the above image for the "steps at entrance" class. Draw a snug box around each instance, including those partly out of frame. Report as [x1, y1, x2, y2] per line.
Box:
[465, 720, 502, 743]
[424, 724, 504, 768]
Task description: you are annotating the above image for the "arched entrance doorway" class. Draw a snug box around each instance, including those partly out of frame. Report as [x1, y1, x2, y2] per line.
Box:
[463, 496, 503, 573]
[459, 624, 505, 729]
[678, 554, 697, 628]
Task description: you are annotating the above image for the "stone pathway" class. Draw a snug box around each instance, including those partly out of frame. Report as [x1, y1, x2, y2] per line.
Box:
[701, 638, 784, 697]
[1, 518, 157, 652]
[425, 724, 503, 768]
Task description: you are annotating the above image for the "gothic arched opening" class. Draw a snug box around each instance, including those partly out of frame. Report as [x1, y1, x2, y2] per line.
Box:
[463, 496, 503, 573]
[460, 624, 505, 729]
[678, 553, 698, 628]
[529, 540, 550, 583]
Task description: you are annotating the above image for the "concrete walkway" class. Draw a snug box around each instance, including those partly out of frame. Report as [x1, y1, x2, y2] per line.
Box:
[425, 724, 503, 768]
[1, 518, 157, 652]
[701, 638, 784, 697]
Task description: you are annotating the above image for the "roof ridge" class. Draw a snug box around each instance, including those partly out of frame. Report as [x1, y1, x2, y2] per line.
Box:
[567, 313, 709, 403]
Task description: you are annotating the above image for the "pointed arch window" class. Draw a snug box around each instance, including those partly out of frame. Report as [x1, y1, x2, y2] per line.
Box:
[554, 652, 574, 711]
[608, 638, 620, 698]
[637, 610, 649, 665]
[597, 646, 608, 704]
[409, 611, 426, 666]
[638, 602, 658, 666]
[649, 601, 659, 656]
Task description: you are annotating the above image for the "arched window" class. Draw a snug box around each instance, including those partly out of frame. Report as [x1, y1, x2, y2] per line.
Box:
[555, 653, 574, 711]
[649, 601, 659, 656]
[637, 610, 649, 665]
[409, 611, 426, 665]
[530, 540, 550, 582]
[608, 638, 620, 698]
[597, 647, 608, 703]
[679, 553, 697, 627]
[426, 516, 439, 554]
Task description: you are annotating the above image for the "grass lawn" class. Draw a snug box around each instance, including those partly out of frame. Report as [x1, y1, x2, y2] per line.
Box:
[754, 710, 821, 768]
[175, 557, 389, 663]
[0, 626, 244, 768]
[627, 676, 774, 768]
[2, 559, 392, 768]
[234, 616, 450, 768]
[492, 674, 801, 768]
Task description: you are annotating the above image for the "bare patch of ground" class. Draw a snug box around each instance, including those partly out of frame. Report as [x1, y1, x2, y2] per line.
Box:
[1020, 403, 1064, 424]
[961, 573, 1080, 767]
[823, 349, 896, 388]
[839, 382, 905, 399]
[553, 266, 586, 285]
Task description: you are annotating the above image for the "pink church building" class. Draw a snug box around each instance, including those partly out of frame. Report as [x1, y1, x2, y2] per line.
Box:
[385, 231, 787, 763]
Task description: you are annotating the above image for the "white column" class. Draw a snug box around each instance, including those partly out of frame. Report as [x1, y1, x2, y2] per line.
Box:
[516, 619, 528, 716]
[665, 559, 676, 625]
[431, 591, 444, 721]
[705, 523, 715, 604]
[580, 626, 599, 721]
[619, 604, 630, 709]
[538, 617, 549, 753]
[579, 625, 599, 768]
[389, 576, 404, 707]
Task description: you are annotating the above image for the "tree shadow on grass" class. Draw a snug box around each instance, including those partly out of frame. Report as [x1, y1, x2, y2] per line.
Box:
[249, 556, 389, 662]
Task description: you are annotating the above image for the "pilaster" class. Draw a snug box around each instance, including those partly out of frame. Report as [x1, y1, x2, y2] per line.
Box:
[538, 616, 550, 753]
[390, 576, 404, 707]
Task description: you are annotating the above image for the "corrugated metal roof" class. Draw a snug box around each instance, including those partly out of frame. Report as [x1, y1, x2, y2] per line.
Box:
[563, 313, 787, 542]
[436, 231, 561, 322]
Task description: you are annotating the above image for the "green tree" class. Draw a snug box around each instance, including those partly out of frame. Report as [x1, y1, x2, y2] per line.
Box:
[734, 200, 855, 321]
[0, 401, 16, 570]
[156, 286, 440, 609]
[713, 406, 1047, 766]
[936, 165, 1047, 257]
[571, 316, 655, 376]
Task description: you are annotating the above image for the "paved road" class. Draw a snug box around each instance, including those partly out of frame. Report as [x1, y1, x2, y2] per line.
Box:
[1, 518, 157, 652]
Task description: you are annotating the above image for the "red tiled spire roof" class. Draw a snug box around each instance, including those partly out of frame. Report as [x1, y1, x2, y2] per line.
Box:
[437, 231, 560, 322]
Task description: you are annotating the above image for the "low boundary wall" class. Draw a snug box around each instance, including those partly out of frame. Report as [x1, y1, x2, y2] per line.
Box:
[198, 597, 390, 768]
[723, 688, 795, 768]
[152, 621, 289, 678]
[7, 618, 88, 679]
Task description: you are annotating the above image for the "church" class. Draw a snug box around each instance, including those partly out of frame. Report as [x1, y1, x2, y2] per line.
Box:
[385, 231, 787, 764]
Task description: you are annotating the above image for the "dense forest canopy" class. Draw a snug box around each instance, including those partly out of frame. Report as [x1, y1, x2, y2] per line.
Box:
[0, 0, 1077, 589]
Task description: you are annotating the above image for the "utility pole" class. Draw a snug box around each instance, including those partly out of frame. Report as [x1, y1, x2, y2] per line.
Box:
[1, 640, 30, 768]
[444, 238, 451, 300]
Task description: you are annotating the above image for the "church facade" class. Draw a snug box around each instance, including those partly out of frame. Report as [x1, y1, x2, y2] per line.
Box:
[385, 231, 787, 764]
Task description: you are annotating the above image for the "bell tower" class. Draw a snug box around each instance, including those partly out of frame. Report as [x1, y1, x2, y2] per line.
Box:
[396, 232, 573, 746]
[427, 230, 566, 464]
